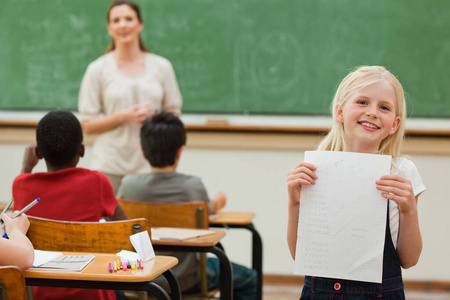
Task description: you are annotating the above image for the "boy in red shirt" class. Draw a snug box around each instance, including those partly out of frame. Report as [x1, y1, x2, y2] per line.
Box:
[12, 110, 127, 300]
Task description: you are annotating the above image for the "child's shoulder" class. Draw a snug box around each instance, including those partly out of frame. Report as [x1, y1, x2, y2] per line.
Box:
[73, 168, 110, 181]
[174, 172, 203, 183]
[395, 157, 418, 172]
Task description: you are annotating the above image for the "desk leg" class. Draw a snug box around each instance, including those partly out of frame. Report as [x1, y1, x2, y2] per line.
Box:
[144, 282, 171, 300]
[162, 269, 181, 300]
[153, 245, 233, 300]
[208, 246, 233, 300]
[210, 223, 263, 300]
[247, 223, 263, 300]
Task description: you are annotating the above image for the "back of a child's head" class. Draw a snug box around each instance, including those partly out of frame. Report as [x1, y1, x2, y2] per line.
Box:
[36, 110, 83, 166]
[140, 111, 186, 168]
[318, 65, 406, 157]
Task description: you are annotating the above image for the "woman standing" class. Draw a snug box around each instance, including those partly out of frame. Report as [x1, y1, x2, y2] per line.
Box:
[79, 0, 182, 192]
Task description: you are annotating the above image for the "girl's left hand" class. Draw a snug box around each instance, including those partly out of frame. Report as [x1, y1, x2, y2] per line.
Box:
[376, 174, 417, 214]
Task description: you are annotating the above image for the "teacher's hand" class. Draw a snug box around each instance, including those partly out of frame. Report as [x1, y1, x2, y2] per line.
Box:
[124, 103, 153, 124]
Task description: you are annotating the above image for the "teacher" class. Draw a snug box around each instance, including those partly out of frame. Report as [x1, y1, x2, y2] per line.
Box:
[78, 0, 182, 193]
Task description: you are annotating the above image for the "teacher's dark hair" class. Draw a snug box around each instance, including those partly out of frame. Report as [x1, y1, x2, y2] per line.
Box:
[36, 111, 83, 166]
[104, 0, 150, 53]
[140, 111, 186, 167]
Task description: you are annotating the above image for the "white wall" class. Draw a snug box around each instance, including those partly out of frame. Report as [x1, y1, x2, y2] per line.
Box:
[1, 134, 449, 281]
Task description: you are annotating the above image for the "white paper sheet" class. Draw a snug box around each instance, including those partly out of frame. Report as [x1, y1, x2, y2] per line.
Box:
[116, 250, 142, 261]
[130, 230, 155, 262]
[33, 250, 63, 267]
[294, 151, 391, 283]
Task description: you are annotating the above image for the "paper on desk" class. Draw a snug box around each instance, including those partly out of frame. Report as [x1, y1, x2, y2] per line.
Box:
[294, 151, 391, 283]
[33, 250, 63, 267]
[116, 250, 142, 261]
[130, 230, 155, 262]
[151, 227, 216, 241]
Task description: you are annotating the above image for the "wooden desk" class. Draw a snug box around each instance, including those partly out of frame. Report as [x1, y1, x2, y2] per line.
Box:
[152, 229, 233, 300]
[25, 253, 181, 300]
[209, 211, 263, 300]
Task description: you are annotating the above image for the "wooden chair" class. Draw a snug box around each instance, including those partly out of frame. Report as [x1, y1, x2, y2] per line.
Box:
[118, 200, 209, 229]
[118, 199, 216, 298]
[0, 266, 27, 300]
[26, 217, 153, 300]
[27, 217, 150, 253]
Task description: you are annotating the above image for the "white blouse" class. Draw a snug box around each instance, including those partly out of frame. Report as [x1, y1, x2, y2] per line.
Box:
[78, 52, 182, 175]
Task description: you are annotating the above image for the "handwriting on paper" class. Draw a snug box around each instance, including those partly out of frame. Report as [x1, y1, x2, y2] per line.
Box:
[294, 151, 391, 283]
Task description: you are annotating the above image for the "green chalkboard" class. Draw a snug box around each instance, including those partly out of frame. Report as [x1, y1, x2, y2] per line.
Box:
[1, 0, 450, 117]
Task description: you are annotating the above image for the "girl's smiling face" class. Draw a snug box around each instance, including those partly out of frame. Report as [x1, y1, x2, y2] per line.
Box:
[336, 80, 401, 154]
[107, 4, 143, 45]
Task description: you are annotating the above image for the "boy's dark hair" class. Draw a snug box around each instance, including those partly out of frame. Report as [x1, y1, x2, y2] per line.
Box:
[140, 111, 186, 167]
[36, 110, 83, 166]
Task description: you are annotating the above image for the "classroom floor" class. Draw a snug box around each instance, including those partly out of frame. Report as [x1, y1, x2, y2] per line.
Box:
[262, 283, 450, 300]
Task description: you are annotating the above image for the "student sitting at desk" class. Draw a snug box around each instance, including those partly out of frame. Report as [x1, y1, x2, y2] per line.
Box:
[12, 110, 127, 300]
[0, 212, 34, 270]
[117, 111, 257, 299]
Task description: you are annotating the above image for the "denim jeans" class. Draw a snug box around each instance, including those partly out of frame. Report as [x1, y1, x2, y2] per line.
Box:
[300, 275, 405, 299]
[185, 257, 257, 300]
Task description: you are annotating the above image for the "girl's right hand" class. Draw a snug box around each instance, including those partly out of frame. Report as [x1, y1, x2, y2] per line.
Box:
[287, 162, 317, 204]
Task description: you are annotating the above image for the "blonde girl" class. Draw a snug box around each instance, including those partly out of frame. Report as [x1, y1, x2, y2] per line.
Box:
[287, 66, 425, 299]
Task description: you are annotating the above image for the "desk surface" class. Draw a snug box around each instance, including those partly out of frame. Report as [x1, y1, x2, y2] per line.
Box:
[209, 211, 255, 225]
[25, 253, 178, 283]
[151, 229, 226, 247]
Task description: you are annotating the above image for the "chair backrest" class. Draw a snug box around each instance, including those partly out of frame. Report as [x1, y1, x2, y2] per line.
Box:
[118, 199, 212, 296]
[118, 199, 209, 229]
[27, 216, 150, 253]
[0, 266, 27, 300]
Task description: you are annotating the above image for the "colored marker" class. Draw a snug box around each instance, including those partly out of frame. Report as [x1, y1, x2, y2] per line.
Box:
[2, 198, 40, 238]
[108, 263, 113, 273]
[131, 260, 135, 270]
[113, 261, 117, 272]
[122, 260, 128, 271]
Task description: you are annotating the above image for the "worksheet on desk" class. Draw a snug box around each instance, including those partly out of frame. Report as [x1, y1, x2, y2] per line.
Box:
[294, 151, 391, 283]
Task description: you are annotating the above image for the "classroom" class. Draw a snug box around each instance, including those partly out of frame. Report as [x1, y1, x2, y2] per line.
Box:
[1, 0, 450, 299]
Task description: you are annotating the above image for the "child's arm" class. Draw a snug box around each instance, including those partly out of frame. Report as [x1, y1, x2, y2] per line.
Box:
[376, 174, 422, 269]
[111, 204, 128, 221]
[286, 162, 317, 259]
[0, 213, 35, 270]
[211, 191, 227, 214]
[21, 143, 40, 173]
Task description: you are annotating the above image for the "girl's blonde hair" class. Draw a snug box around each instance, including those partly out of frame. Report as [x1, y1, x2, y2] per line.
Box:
[317, 66, 406, 159]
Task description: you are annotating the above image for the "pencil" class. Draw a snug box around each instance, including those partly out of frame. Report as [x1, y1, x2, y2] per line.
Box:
[0, 198, 14, 225]
[2, 198, 40, 238]
[12, 198, 40, 219]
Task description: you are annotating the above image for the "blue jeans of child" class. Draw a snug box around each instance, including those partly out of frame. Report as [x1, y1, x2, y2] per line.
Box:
[185, 257, 257, 300]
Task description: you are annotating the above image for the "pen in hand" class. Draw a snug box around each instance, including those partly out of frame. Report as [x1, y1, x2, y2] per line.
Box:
[2, 198, 40, 238]
[0, 198, 14, 225]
